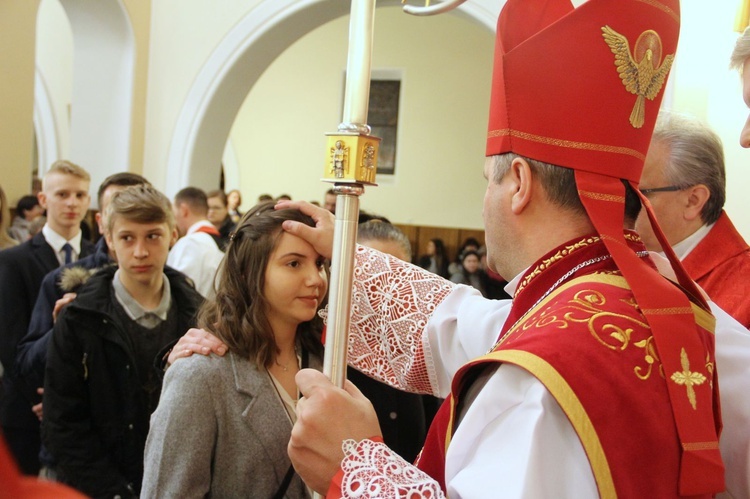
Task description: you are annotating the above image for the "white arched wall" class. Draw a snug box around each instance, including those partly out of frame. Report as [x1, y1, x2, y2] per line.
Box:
[33, 69, 61, 174]
[58, 0, 135, 207]
[165, 0, 501, 198]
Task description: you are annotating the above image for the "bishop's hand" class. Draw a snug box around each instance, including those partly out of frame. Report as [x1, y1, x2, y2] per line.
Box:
[289, 368, 382, 494]
[276, 200, 335, 260]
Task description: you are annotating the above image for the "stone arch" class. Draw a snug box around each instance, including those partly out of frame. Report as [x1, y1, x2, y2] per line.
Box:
[165, 0, 499, 196]
[33, 69, 60, 174]
[35, 0, 135, 204]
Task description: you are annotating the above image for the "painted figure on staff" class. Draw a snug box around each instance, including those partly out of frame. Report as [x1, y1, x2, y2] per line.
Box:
[331, 140, 349, 179]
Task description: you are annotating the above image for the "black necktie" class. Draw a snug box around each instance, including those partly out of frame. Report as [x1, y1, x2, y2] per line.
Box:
[62, 243, 73, 265]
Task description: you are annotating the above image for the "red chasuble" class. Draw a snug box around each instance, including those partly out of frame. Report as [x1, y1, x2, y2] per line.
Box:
[416, 233, 721, 498]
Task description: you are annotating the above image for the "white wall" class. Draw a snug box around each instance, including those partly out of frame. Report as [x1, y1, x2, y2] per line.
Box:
[144, 0, 261, 190]
[228, 6, 495, 228]
[669, 0, 750, 238]
[35, 0, 73, 166]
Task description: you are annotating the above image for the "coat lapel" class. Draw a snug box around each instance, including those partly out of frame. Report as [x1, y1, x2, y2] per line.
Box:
[30, 232, 60, 273]
[229, 353, 294, 484]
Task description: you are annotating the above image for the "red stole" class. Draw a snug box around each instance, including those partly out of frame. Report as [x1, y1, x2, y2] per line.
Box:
[415, 233, 721, 497]
[194, 224, 220, 237]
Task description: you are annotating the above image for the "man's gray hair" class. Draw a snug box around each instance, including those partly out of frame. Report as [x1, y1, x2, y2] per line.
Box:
[357, 220, 412, 261]
[652, 113, 725, 225]
[730, 27, 750, 71]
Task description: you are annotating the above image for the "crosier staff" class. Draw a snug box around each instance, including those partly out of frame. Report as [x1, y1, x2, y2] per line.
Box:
[321, 0, 469, 391]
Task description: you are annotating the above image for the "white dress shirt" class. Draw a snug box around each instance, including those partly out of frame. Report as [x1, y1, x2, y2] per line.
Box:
[42, 224, 83, 266]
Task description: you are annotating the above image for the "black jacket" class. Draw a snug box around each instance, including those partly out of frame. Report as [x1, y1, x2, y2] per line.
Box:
[217, 215, 235, 250]
[42, 265, 202, 498]
[16, 237, 112, 399]
[0, 232, 95, 431]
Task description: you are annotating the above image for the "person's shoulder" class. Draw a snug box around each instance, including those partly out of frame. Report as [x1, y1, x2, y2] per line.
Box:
[449, 272, 466, 284]
[165, 266, 204, 303]
[62, 266, 116, 310]
[81, 238, 96, 253]
[190, 232, 223, 253]
[0, 237, 35, 263]
[166, 351, 230, 386]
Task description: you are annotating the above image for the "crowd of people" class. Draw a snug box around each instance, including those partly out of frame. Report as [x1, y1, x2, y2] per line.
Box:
[0, 171, 446, 496]
[1, 0, 750, 498]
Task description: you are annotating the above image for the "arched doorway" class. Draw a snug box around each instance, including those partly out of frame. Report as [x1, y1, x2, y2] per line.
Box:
[165, 0, 500, 196]
[34, 0, 135, 205]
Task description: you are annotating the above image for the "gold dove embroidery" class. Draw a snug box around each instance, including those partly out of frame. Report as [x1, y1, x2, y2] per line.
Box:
[602, 26, 674, 128]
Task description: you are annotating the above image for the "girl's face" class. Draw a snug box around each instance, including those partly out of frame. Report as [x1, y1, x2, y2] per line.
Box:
[263, 232, 328, 333]
[427, 240, 436, 255]
[227, 191, 241, 210]
[463, 254, 480, 273]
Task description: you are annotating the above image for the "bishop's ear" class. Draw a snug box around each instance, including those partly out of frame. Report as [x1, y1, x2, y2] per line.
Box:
[510, 157, 533, 215]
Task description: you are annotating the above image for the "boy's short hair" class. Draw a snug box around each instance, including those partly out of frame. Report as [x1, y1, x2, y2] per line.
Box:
[43, 160, 91, 187]
[96, 172, 150, 208]
[104, 185, 175, 235]
[174, 187, 208, 215]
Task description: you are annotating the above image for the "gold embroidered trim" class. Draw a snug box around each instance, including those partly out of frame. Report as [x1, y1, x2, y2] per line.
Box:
[600, 234, 633, 250]
[642, 307, 694, 315]
[670, 348, 706, 410]
[517, 236, 601, 294]
[517, 233, 641, 297]
[682, 441, 720, 451]
[445, 394, 456, 452]
[635, 0, 679, 23]
[503, 280, 661, 382]
[484, 350, 616, 499]
[579, 191, 625, 203]
[487, 128, 646, 161]
[511, 273, 714, 335]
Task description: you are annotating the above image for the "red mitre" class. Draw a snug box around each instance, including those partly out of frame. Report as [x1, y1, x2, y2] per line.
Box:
[486, 0, 676, 180]
[486, 0, 725, 495]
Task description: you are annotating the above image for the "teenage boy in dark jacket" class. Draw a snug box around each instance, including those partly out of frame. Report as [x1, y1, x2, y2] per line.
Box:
[42, 185, 203, 499]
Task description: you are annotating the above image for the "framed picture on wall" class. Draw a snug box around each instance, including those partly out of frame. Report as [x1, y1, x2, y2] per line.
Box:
[342, 69, 402, 176]
[368, 79, 400, 175]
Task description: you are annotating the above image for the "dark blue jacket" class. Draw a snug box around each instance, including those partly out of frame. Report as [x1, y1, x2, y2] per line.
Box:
[0, 232, 96, 432]
[15, 237, 112, 398]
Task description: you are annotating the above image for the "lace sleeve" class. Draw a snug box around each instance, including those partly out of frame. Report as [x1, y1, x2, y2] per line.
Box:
[345, 245, 454, 393]
[328, 438, 445, 499]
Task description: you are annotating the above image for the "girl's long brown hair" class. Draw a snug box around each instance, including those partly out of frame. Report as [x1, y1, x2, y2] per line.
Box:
[198, 202, 325, 368]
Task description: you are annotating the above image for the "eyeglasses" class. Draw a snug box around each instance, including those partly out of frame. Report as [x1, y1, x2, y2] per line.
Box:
[639, 185, 689, 196]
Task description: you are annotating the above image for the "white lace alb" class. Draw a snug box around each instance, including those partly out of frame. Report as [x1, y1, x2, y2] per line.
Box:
[340, 439, 445, 498]
[322, 245, 454, 394]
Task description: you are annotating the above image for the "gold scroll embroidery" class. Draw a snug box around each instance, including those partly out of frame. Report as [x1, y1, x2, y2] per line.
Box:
[503, 286, 659, 381]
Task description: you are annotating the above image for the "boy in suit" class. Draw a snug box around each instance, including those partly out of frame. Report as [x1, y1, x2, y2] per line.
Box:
[0, 160, 93, 474]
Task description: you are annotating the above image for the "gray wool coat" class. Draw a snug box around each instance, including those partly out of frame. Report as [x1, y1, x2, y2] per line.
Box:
[141, 350, 321, 498]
